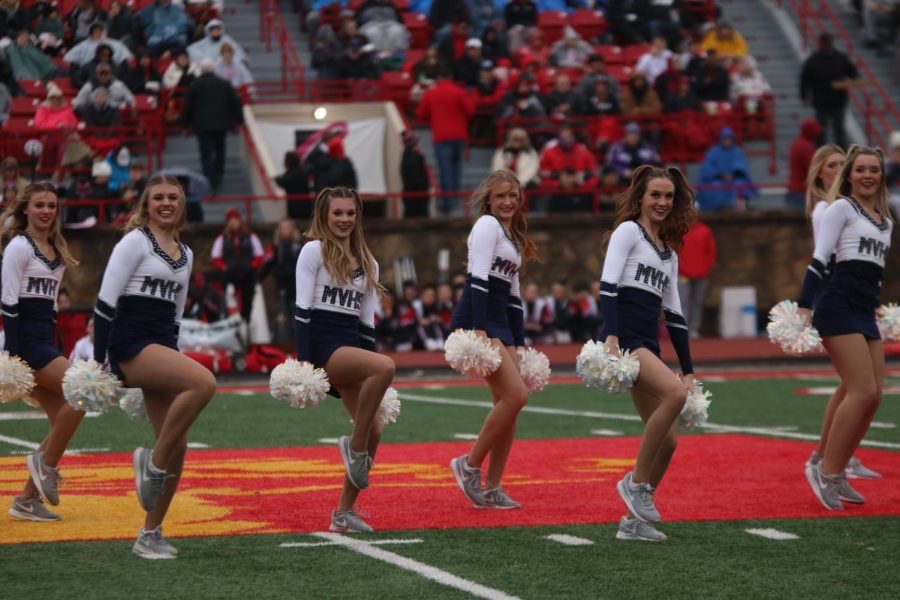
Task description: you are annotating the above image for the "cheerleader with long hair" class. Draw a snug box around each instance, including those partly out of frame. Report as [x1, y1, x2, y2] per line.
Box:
[448, 169, 539, 509]
[294, 187, 395, 533]
[2, 182, 81, 522]
[803, 146, 881, 480]
[799, 146, 892, 510]
[599, 165, 697, 542]
[93, 175, 216, 558]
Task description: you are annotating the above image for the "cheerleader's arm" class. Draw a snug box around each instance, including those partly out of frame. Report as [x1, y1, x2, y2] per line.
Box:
[599, 222, 638, 339]
[294, 241, 321, 362]
[1, 239, 28, 356]
[174, 249, 193, 341]
[798, 199, 851, 308]
[662, 252, 694, 375]
[94, 231, 145, 363]
[507, 270, 525, 347]
[358, 262, 379, 352]
[469, 216, 500, 331]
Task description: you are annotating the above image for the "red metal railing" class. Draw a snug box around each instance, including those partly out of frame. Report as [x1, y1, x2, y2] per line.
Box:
[259, 0, 305, 88]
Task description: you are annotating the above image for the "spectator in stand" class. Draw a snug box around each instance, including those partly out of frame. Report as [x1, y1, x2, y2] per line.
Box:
[356, 0, 409, 55]
[88, 159, 116, 221]
[80, 87, 122, 158]
[607, 0, 647, 45]
[454, 37, 484, 87]
[104, 145, 133, 192]
[577, 53, 621, 100]
[0, 0, 27, 40]
[260, 218, 304, 340]
[435, 282, 455, 335]
[539, 126, 598, 212]
[694, 49, 731, 102]
[635, 36, 674, 85]
[678, 219, 717, 339]
[162, 49, 201, 89]
[64, 23, 132, 69]
[0, 82, 10, 124]
[428, 0, 470, 47]
[700, 20, 749, 63]
[184, 273, 226, 323]
[800, 33, 860, 149]
[568, 280, 599, 343]
[211, 208, 265, 322]
[188, 18, 248, 66]
[514, 27, 550, 68]
[575, 78, 620, 117]
[663, 75, 702, 112]
[66, 0, 107, 44]
[417, 284, 445, 351]
[542, 72, 578, 119]
[696, 127, 759, 211]
[120, 50, 163, 95]
[215, 42, 255, 96]
[437, 20, 472, 64]
[862, 0, 897, 52]
[35, 82, 96, 167]
[598, 166, 622, 205]
[652, 55, 684, 106]
[136, 0, 193, 58]
[787, 118, 824, 209]
[275, 151, 311, 219]
[119, 159, 147, 211]
[621, 71, 662, 118]
[0, 156, 28, 199]
[499, 75, 547, 119]
[415, 67, 475, 215]
[311, 13, 360, 81]
[606, 122, 662, 184]
[70, 43, 117, 90]
[73, 62, 136, 113]
[730, 55, 771, 106]
[305, 0, 350, 42]
[549, 26, 593, 69]
[522, 282, 550, 345]
[492, 127, 541, 188]
[69, 316, 95, 363]
[394, 283, 422, 351]
[549, 280, 572, 343]
[181, 58, 244, 190]
[336, 37, 381, 80]
[480, 25, 508, 63]
[400, 130, 431, 217]
[505, 0, 538, 53]
[6, 30, 59, 81]
[472, 60, 505, 128]
[64, 175, 98, 226]
[307, 133, 358, 192]
[374, 290, 400, 351]
[106, 1, 138, 49]
[412, 43, 447, 86]
[33, 5, 65, 56]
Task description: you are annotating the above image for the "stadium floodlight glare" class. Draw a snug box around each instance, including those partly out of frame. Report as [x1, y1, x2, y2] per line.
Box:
[313, 107, 328, 120]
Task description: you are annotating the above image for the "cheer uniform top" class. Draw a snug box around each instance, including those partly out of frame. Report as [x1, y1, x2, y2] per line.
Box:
[451, 215, 525, 347]
[93, 227, 192, 381]
[294, 240, 379, 368]
[811, 200, 836, 302]
[599, 220, 693, 374]
[799, 197, 892, 339]
[1, 235, 65, 370]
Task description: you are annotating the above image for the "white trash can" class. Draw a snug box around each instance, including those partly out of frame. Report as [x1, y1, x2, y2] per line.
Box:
[719, 286, 758, 338]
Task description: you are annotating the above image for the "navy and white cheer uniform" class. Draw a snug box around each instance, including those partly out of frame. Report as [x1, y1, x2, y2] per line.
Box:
[799, 197, 893, 339]
[1, 235, 65, 369]
[294, 240, 379, 368]
[451, 215, 524, 346]
[599, 220, 693, 373]
[810, 199, 835, 301]
[93, 227, 192, 381]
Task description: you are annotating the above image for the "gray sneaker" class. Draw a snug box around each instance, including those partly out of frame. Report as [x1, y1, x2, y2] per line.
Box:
[338, 436, 373, 490]
[133, 447, 169, 513]
[27, 451, 61, 506]
[616, 516, 667, 542]
[616, 472, 660, 523]
[8, 497, 61, 522]
[329, 509, 374, 533]
[481, 487, 521, 509]
[133, 526, 177, 559]
[836, 472, 865, 504]
[805, 451, 821, 470]
[450, 455, 486, 507]
[846, 456, 881, 479]
[805, 462, 844, 511]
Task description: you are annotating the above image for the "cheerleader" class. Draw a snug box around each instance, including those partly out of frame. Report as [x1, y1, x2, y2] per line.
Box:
[448, 170, 539, 509]
[2, 182, 82, 522]
[93, 175, 216, 558]
[294, 187, 394, 533]
[799, 146, 893, 510]
[804, 146, 880, 480]
[599, 166, 696, 542]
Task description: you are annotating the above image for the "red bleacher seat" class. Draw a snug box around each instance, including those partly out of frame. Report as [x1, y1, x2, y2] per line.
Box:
[1, 117, 35, 131]
[9, 97, 40, 117]
[403, 49, 425, 73]
[593, 45, 626, 65]
[622, 43, 652, 65]
[607, 65, 634, 84]
[392, 0, 409, 11]
[403, 13, 431, 50]
[570, 9, 608, 41]
[50, 78, 78, 97]
[538, 11, 569, 44]
[18, 80, 45, 98]
[380, 71, 413, 112]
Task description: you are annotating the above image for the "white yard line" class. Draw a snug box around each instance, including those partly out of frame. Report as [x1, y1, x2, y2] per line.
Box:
[590, 429, 624, 437]
[0, 434, 39, 450]
[745, 528, 799, 541]
[187, 442, 209, 449]
[453, 433, 479, 440]
[701, 423, 900, 450]
[318, 437, 340, 444]
[400, 393, 642, 422]
[281, 538, 423, 548]
[0, 411, 99, 421]
[544, 534, 594, 546]
[312, 532, 520, 600]
[870, 422, 896, 429]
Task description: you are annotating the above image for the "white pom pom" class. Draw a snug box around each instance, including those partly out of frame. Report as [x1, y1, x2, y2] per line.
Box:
[62, 360, 121, 413]
[679, 379, 712, 431]
[444, 330, 502, 377]
[0, 351, 35, 404]
[269, 359, 330, 409]
[376, 387, 401, 429]
[877, 303, 900, 341]
[517, 347, 551, 392]
[766, 300, 823, 355]
[119, 388, 149, 423]
[577, 341, 640, 393]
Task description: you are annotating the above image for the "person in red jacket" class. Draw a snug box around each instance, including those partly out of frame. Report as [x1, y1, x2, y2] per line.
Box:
[210, 208, 265, 321]
[415, 67, 475, 215]
[538, 126, 598, 212]
[787, 118, 823, 209]
[677, 219, 717, 338]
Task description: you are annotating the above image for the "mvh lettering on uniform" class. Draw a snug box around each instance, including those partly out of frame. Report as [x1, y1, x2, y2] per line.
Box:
[25, 277, 58, 297]
[634, 263, 670, 292]
[322, 285, 362, 310]
[140, 276, 183, 300]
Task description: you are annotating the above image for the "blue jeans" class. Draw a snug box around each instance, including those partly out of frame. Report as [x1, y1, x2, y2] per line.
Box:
[434, 139, 464, 215]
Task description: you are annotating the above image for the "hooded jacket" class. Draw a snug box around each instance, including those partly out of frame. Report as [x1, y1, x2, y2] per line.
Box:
[188, 19, 248, 65]
[788, 119, 823, 194]
[696, 127, 759, 210]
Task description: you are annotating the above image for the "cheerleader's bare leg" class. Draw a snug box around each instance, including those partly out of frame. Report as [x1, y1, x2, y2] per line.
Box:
[629, 349, 687, 485]
[816, 383, 846, 456]
[820, 335, 883, 476]
[483, 346, 522, 489]
[120, 345, 217, 471]
[467, 345, 528, 470]
[631, 384, 679, 489]
[324, 347, 395, 454]
[334, 382, 383, 512]
[142, 390, 188, 530]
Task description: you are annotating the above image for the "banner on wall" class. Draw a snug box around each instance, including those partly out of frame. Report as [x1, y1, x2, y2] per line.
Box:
[256, 118, 387, 194]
